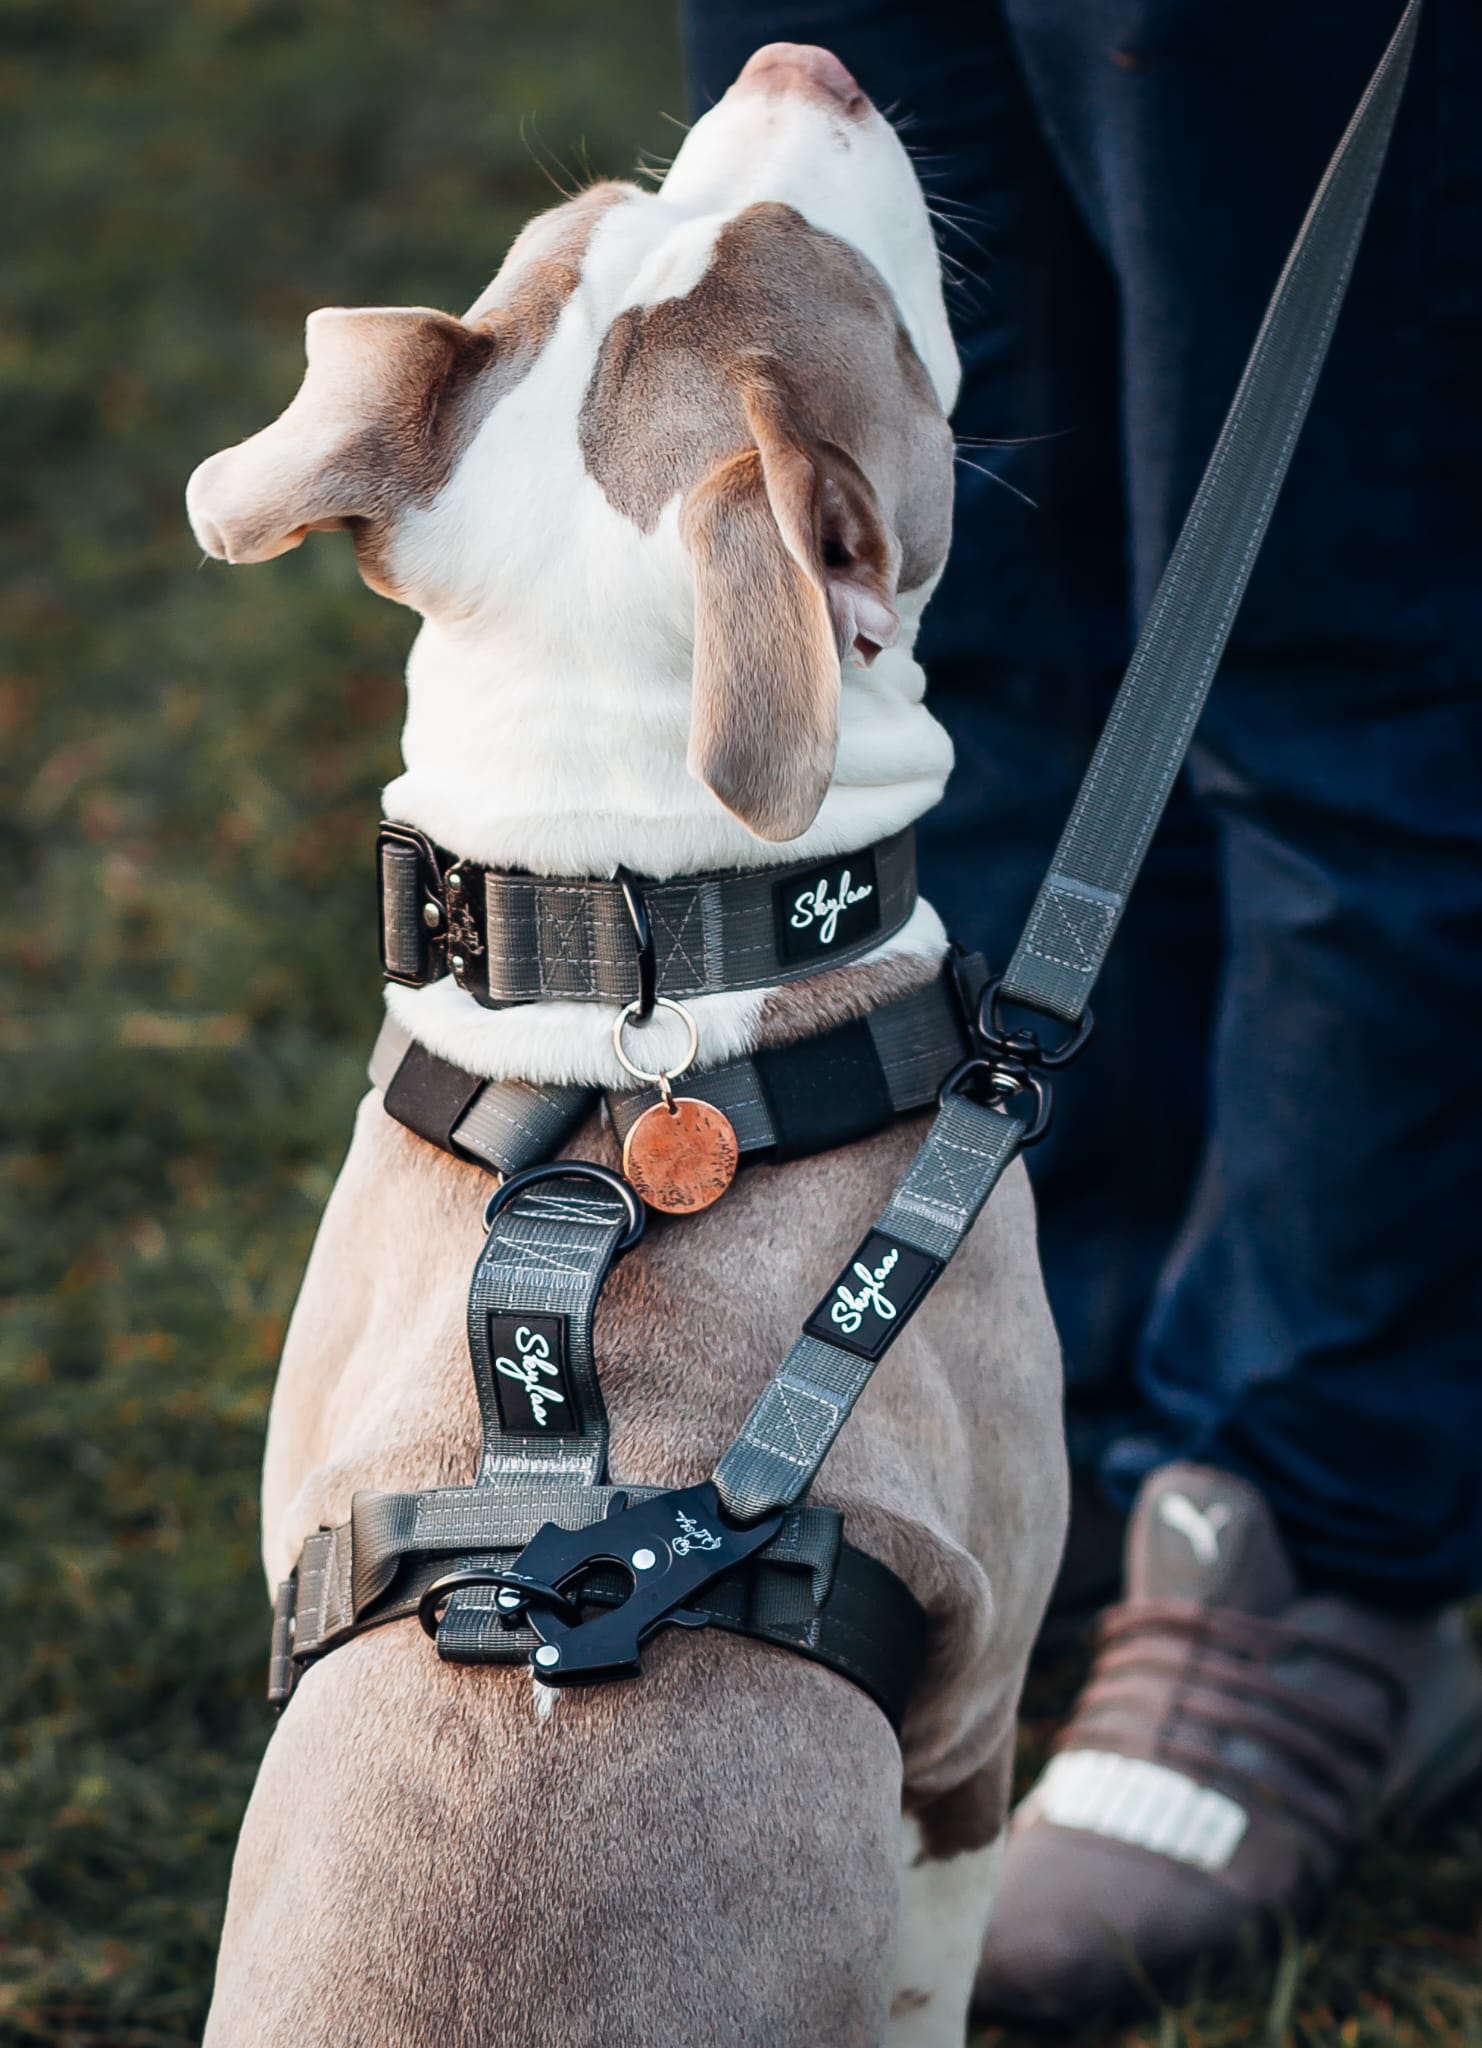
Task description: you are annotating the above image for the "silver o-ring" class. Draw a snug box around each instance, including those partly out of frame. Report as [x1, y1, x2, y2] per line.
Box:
[611, 996, 699, 1085]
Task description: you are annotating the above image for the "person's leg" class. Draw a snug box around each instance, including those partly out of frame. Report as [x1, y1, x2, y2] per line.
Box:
[999, 0, 1482, 1605]
[684, 1, 1220, 1442]
[978, 0, 1482, 2014]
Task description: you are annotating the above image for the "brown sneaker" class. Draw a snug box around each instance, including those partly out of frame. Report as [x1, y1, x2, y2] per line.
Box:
[976, 1462, 1482, 2022]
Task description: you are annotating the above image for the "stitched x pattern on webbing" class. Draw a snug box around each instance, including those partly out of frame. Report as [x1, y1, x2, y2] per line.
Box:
[650, 886, 709, 991]
[713, 1095, 1030, 1521]
[536, 889, 598, 998]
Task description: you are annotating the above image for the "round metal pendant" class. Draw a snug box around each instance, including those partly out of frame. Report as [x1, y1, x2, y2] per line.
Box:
[622, 1097, 739, 1215]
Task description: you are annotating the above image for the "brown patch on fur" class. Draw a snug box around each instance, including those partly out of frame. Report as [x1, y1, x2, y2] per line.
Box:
[890, 1987, 931, 2017]
[754, 947, 944, 1048]
[580, 202, 950, 837]
[681, 445, 841, 839]
[904, 1744, 1014, 1861]
[351, 182, 628, 594]
[579, 202, 950, 594]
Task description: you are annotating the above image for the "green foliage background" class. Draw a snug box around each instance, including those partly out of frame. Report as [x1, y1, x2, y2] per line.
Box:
[1, 5, 1477, 2046]
[1, 4, 679, 2039]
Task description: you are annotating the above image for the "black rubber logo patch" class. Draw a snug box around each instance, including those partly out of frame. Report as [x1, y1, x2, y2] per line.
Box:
[487, 1313, 577, 1434]
[774, 848, 881, 964]
[803, 1230, 943, 1361]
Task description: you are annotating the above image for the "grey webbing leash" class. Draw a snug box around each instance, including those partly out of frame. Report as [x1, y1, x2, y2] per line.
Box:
[1002, 0, 1421, 1025]
[711, 0, 1421, 1522]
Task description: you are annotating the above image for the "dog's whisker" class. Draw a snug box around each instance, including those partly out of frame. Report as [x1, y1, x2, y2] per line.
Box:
[954, 452, 1039, 509]
[519, 112, 583, 200]
[956, 429, 1074, 449]
[927, 211, 992, 259]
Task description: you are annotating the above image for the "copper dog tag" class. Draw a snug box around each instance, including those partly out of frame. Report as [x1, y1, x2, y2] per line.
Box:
[622, 1098, 739, 1214]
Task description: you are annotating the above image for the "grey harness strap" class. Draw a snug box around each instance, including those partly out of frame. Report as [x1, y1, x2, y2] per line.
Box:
[274, 1478, 927, 1726]
[604, 960, 979, 1164]
[379, 822, 918, 1006]
[370, 1022, 594, 1180]
[368, 953, 982, 1180]
[271, 1163, 930, 1720]
[710, 0, 1421, 1524]
[435, 1174, 634, 1650]
[1000, 0, 1421, 1025]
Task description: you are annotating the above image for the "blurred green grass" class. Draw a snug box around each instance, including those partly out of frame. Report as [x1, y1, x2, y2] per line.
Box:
[0, 4, 1476, 2044]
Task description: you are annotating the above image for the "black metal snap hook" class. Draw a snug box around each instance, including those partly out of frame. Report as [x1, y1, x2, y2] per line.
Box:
[616, 867, 657, 1022]
[938, 1055, 1054, 1146]
[975, 977, 1095, 1070]
[482, 1160, 646, 1249]
[417, 1565, 582, 1639]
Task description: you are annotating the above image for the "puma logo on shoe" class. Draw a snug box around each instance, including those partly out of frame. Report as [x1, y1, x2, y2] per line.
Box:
[1157, 1492, 1233, 1564]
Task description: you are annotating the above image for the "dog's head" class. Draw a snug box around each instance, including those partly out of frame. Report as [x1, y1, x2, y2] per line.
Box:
[187, 45, 957, 841]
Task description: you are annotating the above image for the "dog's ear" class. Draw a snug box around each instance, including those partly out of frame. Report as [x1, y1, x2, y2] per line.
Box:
[185, 307, 492, 569]
[682, 384, 901, 842]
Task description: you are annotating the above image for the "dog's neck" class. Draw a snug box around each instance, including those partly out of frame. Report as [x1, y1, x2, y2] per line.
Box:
[382, 603, 951, 878]
[381, 604, 953, 1090]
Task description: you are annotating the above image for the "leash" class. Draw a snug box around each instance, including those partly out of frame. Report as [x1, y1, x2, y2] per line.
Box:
[708, 0, 1423, 1522]
[272, 0, 1419, 1715]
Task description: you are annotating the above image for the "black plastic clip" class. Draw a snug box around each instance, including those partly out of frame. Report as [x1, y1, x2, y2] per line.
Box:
[938, 976, 1095, 1147]
[494, 1482, 785, 1685]
[616, 868, 657, 1022]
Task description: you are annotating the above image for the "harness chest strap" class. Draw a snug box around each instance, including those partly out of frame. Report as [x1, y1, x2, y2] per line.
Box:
[369, 952, 986, 1181]
[379, 822, 918, 1005]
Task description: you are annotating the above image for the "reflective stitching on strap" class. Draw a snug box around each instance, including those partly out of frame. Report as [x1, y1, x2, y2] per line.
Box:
[651, 888, 708, 989]
[1031, 1750, 1249, 1872]
[740, 1378, 841, 1467]
[1020, 877, 1120, 975]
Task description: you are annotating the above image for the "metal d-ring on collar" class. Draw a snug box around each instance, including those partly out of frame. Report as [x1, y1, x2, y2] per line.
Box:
[611, 993, 700, 1112]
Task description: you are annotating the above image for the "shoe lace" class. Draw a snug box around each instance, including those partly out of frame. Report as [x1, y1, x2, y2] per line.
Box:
[1057, 1598, 1410, 1846]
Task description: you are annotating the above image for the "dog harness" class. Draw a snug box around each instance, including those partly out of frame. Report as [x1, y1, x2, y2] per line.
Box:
[269, 3, 1418, 1726]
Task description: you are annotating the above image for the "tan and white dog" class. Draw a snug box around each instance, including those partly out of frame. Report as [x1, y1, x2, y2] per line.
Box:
[187, 43, 1067, 2048]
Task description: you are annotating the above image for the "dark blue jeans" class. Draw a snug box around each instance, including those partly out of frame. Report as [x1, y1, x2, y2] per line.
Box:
[686, 0, 1482, 1605]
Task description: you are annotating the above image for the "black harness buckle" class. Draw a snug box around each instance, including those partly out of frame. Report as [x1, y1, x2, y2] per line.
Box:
[495, 1483, 785, 1685]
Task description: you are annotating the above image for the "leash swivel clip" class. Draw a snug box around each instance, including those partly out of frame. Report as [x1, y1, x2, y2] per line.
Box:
[938, 976, 1095, 1147]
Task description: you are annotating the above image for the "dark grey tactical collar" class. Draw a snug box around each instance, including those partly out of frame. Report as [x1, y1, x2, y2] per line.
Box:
[378, 821, 917, 1007]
